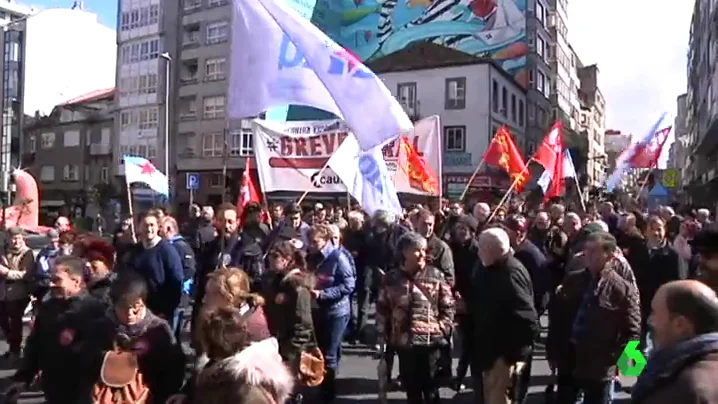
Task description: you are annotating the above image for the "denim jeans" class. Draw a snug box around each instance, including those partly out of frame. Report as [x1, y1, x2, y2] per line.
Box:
[317, 313, 350, 369]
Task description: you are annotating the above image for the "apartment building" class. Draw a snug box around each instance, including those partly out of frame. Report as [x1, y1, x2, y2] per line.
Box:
[21, 88, 116, 217]
[685, 0, 718, 205]
[369, 44, 526, 201]
[525, 0, 555, 148]
[576, 64, 607, 186]
[115, 0, 179, 204]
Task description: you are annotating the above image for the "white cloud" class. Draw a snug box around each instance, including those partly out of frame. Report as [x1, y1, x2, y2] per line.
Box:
[568, 0, 693, 166]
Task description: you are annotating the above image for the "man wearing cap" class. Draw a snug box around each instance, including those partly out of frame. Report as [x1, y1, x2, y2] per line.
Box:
[690, 228, 718, 292]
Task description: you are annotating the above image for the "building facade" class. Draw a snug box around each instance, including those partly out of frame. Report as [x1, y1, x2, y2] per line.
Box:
[369, 44, 527, 201]
[575, 64, 606, 186]
[668, 94, 690, 181]
[21, 89, 117, 219]
[686, 0, 718, 205]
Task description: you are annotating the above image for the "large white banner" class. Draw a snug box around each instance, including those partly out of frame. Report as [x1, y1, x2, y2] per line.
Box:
[253, 117, 441, 194]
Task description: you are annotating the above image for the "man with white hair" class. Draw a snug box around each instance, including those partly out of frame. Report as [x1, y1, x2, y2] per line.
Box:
[471, 227, 538, 404]
[697, 208, 711, 226]
[472, 203, 491, 227]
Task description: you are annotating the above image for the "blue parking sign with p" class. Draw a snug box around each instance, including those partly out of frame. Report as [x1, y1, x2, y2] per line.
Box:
[186, 173, 200, 190]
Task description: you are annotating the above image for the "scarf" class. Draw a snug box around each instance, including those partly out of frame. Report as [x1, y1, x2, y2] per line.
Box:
[107, 306, 163, 340]
[632, 332, 718, 402]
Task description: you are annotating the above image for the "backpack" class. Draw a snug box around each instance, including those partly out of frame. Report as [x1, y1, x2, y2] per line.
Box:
[92, 341, 150, 404]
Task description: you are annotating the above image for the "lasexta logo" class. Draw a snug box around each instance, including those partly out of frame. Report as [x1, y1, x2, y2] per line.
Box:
[277, 35, 373, 78]
[617, 340, 647, 377]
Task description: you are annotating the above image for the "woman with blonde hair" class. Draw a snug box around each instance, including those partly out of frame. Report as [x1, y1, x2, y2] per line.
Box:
[199, 267, 271, 347]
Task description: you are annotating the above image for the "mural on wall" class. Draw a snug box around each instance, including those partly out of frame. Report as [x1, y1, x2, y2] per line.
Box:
[312, 0, 528, 86]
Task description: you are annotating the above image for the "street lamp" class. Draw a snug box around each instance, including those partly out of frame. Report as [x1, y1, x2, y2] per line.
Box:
[160, 52, 171, 182]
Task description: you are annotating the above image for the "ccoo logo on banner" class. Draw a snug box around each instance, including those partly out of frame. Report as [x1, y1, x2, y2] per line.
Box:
[252, 118, 441, 194]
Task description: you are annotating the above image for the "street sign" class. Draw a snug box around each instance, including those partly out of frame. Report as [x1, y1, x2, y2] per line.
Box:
[186, 173, 200, 190]
[661, 169, 678, 188]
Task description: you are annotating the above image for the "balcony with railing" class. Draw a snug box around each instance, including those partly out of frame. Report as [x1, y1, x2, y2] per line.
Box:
[89, 144, 111, 156]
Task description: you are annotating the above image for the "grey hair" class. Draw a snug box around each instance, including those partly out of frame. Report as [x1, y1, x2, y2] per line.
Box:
[372, 209, 396, 228]
[396, 232, 428, 262]
[589, 220, 609, 232]
[347, 210, 364, 224]
[327, 224, 341, 240]
[479, 227, 511, 256]
[565, 212, 581, 223]
[698, 208, 710, 218]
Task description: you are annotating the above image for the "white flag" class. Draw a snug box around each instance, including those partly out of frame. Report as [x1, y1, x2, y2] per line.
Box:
[229, 0, 413, 152]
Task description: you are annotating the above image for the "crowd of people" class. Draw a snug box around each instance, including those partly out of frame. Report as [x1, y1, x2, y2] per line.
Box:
[0, 198, 717, 404]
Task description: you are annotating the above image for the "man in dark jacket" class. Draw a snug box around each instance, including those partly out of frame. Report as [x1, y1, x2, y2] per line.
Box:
[448, 214, 480, 390]
[563, 231, 641, 404]
[505, 215, 550, 316]
[192, 203, 264, 345]
[632, 280, 718, 404]
[472, 227, 537, 404]
[192, 206, 216, 256]
[6, 256, 107, 404]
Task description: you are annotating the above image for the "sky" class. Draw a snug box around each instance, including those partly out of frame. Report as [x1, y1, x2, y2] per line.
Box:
[568, 0, 693, 168]
[28, 0, 117, 28]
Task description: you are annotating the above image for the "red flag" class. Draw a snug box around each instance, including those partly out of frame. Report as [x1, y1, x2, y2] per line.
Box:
[629, 126, 672, 169]
[484, 126, 529, 191]
[532, 121, 563, 172]
[237, 158, 262, 224]
[398, 136, 439, 194]
[535, 122, 565, 199]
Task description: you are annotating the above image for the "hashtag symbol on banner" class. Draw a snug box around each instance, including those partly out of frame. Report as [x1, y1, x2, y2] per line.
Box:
[266, 140, 278, 152]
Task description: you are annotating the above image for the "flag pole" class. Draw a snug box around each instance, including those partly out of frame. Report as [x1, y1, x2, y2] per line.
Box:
[297, 158, 331, 205]
[486, 160, 532, 223]
[125, 179, 137, 243]
[221, 128, 229, 203]
[458, 151, 489, 202]
[572, 176, 587, 212]
[634, 168, 654, 202]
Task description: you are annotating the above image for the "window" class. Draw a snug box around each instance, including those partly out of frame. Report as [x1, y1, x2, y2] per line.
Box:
[180, 97, 198, 119]
[528, 104, 536, 123]
[41, 132, 55, 149]
[138, 74, 158, 94]
[40, 166, 54, 182]
[202, 133, 225, 157]
[121, 38, 160, 64]
[444, 126, 466, 152]
[205, 57, 226, 81]
[445, 77, 466, 109]
[141, 107, 159, 129]
[536, 71, 546, 93]
[510, 94, 517, 122]
[100, 167, 109, 183]
[229, 129, 253, 156]
[501, 86, 508, 117]
[184, 0, 201, 11]
[84, 166, 90, 182]
[203, 96, 225, 119]
[101, 128, 111, 145]
[536, 36, 545, 59]
[518, 100, 525, 126]
[28, 136, 36, 153]
[63, 130, 80, 147]
[63, 164, 79, 181]
[492, 80, 499, 112]
[183, 26, 200, 47]
[536, 1, 545, 26]
[206, 22, 229, 44]
[396, 82, 417, 112]
[210, 174, 224, 187]
[209, 0, 228, 6]
[148, 5, 159, 24]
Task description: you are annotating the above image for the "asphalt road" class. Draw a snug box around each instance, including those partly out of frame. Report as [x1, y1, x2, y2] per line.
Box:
[0, 321, 634, 403]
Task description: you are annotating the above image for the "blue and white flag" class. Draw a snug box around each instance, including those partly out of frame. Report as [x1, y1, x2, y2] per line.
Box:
[605, 113, 668, 192]
[537, 150, 578, 193]
[327, 135, 401, 217]
[229, 0, 413, 152]
[123, 156, 169, 197]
